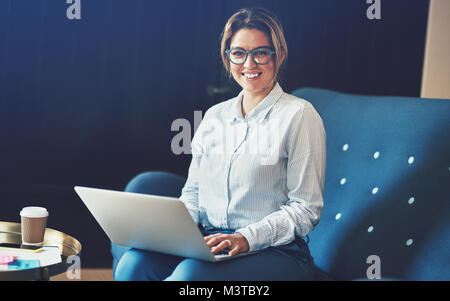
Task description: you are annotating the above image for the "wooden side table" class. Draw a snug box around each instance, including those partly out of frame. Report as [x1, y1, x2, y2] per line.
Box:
[0, 221, 82, 281]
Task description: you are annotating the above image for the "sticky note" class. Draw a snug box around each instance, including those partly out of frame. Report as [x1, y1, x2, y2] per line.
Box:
[0, 254, 15, 265]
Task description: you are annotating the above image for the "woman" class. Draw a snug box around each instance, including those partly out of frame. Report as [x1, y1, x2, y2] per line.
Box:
[115, 7, 326, 281]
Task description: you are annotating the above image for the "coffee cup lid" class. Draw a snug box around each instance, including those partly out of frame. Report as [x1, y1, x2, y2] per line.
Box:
[20, 207, 49, 218]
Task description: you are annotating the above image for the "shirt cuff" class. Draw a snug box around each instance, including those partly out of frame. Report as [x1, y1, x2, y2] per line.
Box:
[235, 224, 272, 252]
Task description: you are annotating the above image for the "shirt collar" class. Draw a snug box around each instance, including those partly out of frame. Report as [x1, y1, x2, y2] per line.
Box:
[229, 82, 283, 125]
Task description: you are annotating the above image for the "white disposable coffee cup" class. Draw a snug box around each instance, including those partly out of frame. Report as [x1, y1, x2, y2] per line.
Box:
[20, 207, 49, 245]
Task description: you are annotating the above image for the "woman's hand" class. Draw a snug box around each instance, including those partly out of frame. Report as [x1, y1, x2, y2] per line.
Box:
[204, 233, 249, 256]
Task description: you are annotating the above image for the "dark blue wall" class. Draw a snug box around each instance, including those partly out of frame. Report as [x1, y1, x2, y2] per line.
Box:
[0, 0, 429, 267]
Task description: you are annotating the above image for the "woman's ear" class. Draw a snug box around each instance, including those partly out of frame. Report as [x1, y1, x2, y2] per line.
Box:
[280, 49, 286, 65]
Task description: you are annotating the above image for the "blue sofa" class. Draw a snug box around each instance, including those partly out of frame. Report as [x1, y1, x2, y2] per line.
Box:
[112, 88, 450, 280]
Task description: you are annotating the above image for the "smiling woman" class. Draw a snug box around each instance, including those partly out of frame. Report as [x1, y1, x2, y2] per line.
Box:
[220, 8, 288, 115]
[114, 7, 326, 281]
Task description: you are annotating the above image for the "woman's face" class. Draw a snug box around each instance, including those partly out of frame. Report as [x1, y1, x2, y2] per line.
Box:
[229, 28, 277, 97]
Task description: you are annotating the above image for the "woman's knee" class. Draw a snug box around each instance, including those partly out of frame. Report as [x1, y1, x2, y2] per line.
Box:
[115, 249, 181, 281]
[114, 249, 147, 281]
[165, 258, 213, 281]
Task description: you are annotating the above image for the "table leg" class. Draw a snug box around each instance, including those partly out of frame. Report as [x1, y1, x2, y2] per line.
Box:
[38, 267, 49, 281]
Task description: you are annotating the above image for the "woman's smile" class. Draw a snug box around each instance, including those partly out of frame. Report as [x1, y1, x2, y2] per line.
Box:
[242, 71, 263, 80]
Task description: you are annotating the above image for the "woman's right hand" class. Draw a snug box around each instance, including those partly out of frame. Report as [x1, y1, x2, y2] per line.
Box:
[204, 232, 249, 256]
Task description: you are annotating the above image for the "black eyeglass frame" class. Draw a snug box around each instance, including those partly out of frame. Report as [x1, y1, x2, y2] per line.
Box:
[225, 47, 276, 65]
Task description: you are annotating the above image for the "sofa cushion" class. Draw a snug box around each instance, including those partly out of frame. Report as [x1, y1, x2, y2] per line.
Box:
[292, 87, 450, 280]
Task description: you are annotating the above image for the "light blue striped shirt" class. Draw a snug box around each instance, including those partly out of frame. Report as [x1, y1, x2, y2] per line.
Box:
[179, 82, 326, 252]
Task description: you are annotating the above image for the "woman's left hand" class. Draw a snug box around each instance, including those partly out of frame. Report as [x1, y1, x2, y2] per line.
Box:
[204, 233, 249, 256]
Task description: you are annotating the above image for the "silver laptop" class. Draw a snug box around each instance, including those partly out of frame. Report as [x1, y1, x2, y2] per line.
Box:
[74, 186, 256, 262]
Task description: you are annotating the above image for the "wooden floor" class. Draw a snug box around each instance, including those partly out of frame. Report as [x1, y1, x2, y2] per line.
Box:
[50, 268, 114, 281]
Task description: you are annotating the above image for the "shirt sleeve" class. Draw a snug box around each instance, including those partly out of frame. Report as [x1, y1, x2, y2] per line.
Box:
[235, 106, 326, 252]
[178, 121, 205, 225]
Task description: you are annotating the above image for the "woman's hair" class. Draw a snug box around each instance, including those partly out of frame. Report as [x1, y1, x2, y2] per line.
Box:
[220, 7, 288, 80]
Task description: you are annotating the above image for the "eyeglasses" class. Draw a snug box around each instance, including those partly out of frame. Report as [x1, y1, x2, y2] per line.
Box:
[225, 47, 275, 65]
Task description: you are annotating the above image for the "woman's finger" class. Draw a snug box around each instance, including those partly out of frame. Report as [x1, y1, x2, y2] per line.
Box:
[205, 233, 228, 246]
[204, 233, 222, 241]
[228, 245, 240, 256]
[204, 235, 214, 243]
[206, 235, 227, 247]
[205, 236, 218, 247]
[211, 239, 231, 255]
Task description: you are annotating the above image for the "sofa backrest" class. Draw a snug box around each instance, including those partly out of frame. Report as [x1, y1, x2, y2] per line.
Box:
[292, 87, 450, 280]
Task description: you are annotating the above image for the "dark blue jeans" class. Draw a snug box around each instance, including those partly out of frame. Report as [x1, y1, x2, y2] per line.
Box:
[111, 171, 315, 281]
